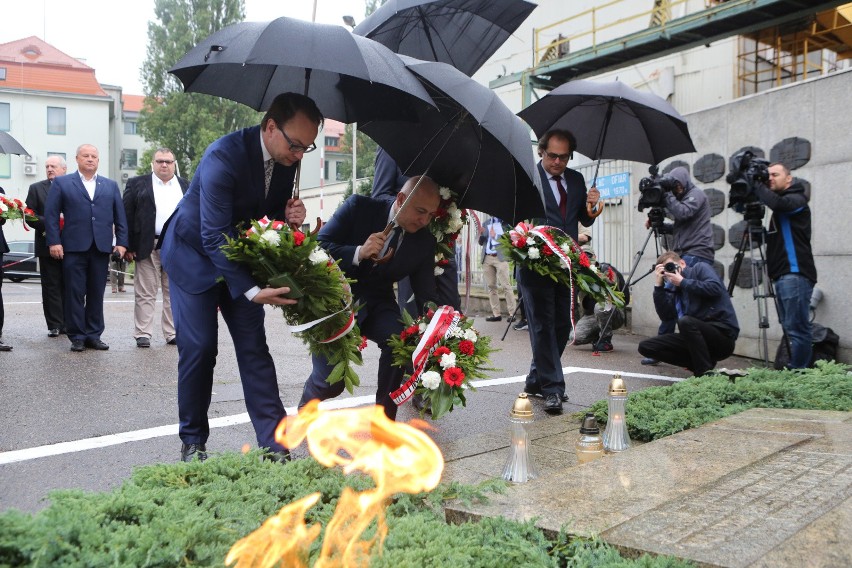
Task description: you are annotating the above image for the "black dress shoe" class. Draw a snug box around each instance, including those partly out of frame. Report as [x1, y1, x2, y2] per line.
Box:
[485, 315, 502, 322]
[48, 328, 60, 338]
[70, 340, 85, 352]
[166, 338, 177, 345]
[524, 385, 569, 402]
[180, 443, 208, 462]
[544, 393, 563, 414]
[84, 339, 109, 350]
[136, 337, 151, 348]
[0, 340, 12, 352]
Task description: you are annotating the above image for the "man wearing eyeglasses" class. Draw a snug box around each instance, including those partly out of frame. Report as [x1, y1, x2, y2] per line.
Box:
[519, 129, 601, 414]
[123, 148, 189, 348]
[161, 93, 320, 463]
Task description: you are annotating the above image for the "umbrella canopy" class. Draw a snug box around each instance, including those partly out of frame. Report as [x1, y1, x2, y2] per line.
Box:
[353, 0, 536, 77]
[518, 79, 696, 166]
[0, 131, 29, 156]
[169, 16, 434, 122]
[360, 56, 543, 224]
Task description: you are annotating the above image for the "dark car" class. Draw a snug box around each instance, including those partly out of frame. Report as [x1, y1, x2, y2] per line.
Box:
[3, 240, 39, 282]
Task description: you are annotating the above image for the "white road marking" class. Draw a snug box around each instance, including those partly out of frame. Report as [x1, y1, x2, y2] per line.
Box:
[0, 367, 679, 465]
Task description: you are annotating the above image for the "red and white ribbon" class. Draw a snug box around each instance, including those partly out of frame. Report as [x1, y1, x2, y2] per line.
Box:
[391, 305, 461, 406]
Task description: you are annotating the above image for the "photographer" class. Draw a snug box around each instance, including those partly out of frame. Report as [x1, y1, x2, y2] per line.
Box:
[753, 163, 817, 368]
[638, 251, 739, 377]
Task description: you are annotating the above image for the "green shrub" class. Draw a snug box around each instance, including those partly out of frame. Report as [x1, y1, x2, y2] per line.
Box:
[589, 361, 852, 442]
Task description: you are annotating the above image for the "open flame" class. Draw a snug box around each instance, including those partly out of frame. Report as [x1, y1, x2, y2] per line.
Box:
[226, 401, 444, 567]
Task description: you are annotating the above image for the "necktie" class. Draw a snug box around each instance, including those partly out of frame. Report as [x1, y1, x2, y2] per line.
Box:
[553, 176, 567, 218]
[380, 226, 402, 257]
[264, 159, 275, 196]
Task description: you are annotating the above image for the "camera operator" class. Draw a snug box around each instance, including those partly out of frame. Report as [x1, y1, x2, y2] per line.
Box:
[638, 251, 739, 377]
[753, 163, 817, 368]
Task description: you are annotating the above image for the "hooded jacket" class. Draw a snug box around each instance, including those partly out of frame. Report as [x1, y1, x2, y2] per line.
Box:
[653, 262, 739, 338]
[663, 167, 714, 261]
[754, 179, 817, 283]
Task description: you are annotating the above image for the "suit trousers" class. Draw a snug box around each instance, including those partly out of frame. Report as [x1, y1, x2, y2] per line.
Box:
[638, 316, 736, 376]
[170, 280, 287, 452]
[39, 255, 65, 331]
[63, 247, 109, 343]
[0, 254, 4, 335]
[133, 243, 175, 342]
[300, 300, 405, 420]
[482, 255, 516, 317]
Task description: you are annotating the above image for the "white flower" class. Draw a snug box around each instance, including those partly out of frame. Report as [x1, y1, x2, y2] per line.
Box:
[439, 187, 452, 200]
[260, 230, 281, 246]
[434, 266, 445, 276]
[309, 248, 330, 264]
[463, 329, 478, 343]
[449, 205, 462, 219]
[435, 253, 443, 263]
[0, 202, 7, 213]
[419, 322, 427, 332]
[421, 371, 441, 390]
[560, 243, 572, 254]
[449, 326, 465, 339]
[528, 247, 540, 259]
[433, 230, 444, 242]
[448, 218, 463, 233]
[440, 351, 456, 368]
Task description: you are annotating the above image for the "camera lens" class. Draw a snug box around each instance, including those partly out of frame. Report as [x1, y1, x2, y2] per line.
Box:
[664, 262, 678, 273]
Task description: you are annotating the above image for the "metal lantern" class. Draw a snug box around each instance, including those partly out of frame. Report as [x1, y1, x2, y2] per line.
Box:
[602, 375, 631, 452]
[575, 412, 604, 464]
[502, 393, 538, 483]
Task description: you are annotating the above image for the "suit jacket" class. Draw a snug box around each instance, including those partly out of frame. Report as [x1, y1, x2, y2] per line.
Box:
[0, 187, 9, 255]
[25, 179, 53, 257]
[318, 195, 438, 316]
[45, 172, 128, 253]
[161, 125, 298, 297]
[123, 174, 189, 261]
[533, 162, 595, 240]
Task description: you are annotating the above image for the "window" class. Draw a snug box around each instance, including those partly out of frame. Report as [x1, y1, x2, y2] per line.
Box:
[124, 120, 137, 135]
[0, 154, 10, 178]
[0, 102, 9, 131]
[47, 151, 66, 161]
[325, 136, 339, 147]
[47, 106, 66, 135]
[121, 149, 137, 169]
[0, 68, 6, 81]
[324, 160, 330, 180]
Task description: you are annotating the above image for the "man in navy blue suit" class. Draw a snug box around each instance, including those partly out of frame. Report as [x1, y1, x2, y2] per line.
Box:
[518, 130, 600, 414]
[161, 93, 319, 462]
[45, 144, 128, 352]
[299, 176, 441, 420]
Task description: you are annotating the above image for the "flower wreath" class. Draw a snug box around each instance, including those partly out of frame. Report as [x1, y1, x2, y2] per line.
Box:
[0, 195, 37, 229]
[222, 217, 364, 393]
[429, 187, 469, 275]
[388, 303, 495, 420]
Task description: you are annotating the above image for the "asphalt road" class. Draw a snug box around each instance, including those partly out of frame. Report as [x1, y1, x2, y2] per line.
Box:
[0, 279, 752, 513]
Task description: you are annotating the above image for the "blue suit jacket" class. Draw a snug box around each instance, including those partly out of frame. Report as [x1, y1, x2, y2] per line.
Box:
[318, 195, 438, 316]
[45, 172, 128, 253]
[161, 126, 298, 297]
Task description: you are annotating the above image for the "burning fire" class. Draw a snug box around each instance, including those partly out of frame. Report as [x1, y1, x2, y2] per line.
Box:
[226, 401, 444, 567]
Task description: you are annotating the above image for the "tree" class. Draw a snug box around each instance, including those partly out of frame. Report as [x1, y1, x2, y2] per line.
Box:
[137, 0, 259, 178]
[337, 124, 379, 198]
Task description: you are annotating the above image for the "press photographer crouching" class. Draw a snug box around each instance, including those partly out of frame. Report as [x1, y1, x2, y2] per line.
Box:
[638, 252, 739, 377]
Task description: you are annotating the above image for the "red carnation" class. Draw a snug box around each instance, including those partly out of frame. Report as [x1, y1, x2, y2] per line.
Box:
[270, 220, 286, 230]
[435, 208, 447, 218]
[292, 231, 306, 246]
[607, 266, 616, 283]
[579, 252, 591, 268]
[459, 340, 475, 356]
[515, 236, 527, 248]
[407, 324, 419, 336]
[443, 367, 465, 387]
[433, 346, 451, 358]
[543, 246, 554, 256]
[358, 336, 368, 351]
[438, 258, 450, 266]
[399, 329, 409, 341]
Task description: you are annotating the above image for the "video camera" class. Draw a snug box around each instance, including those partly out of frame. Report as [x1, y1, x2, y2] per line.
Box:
[726, 150, 770, 209]
[637, 165, 679, 212]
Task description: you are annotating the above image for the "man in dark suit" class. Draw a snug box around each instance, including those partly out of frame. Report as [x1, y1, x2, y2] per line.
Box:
[45, 144, 128, 353]
[26, 155, 68, 337]
[299, 176, 441, 420]
[0, 186, 11, 351]
[161, 92, 318, 462]
[518, 129, 600, 414]
[123, 148, 189, 348]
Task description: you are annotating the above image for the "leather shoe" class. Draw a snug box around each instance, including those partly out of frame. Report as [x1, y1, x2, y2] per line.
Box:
[485, 315, 502, 322]
[524, 385, 569, 402]
[544, 393, 563, 414]
[70, 340, 85, 352]
[0, 340, 11, 352]
[85, 339, 109, 350]
[180, 443, 208, 462]
[166, 338, 177, 345]
[48, 328, 60, 338]
[136, 337, 151, 348]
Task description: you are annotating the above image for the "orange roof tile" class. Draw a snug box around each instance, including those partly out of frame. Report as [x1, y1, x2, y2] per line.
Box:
[123, 94, 146, 113]
[0, 36, 108, 97]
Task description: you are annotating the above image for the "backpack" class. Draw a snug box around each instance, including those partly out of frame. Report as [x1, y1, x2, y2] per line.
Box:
[773, 322, 840, 370]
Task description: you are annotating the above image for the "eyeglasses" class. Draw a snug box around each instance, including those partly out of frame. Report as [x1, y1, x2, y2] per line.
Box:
[544, 151, 570, 162]
[154, 159, 175, 165]
[277, 125, 317, 154]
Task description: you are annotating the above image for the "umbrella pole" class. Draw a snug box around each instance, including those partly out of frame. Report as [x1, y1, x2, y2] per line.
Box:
[290, 68, 323, 234]
[417, 6, 441, 62]
[587, 101, 615, 220]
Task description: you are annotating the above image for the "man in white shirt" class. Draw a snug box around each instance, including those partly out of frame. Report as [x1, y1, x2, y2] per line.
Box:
[478, 216, 517, 322]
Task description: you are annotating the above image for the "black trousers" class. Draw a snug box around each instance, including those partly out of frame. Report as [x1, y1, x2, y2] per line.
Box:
[638, 316, 736, 376]
[39, 255, 65, 330]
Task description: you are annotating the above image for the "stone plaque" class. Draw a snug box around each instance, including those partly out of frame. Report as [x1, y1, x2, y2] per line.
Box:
[693, 153, 725, 183]
[770, 137, 811, 170]
[728, 257, 762, 289]
[705, 187, 726, 216]
[662, 160, 689, 175]
[712, 223, 725, 250]
[728, 220, 763, 250]
[712, 259, 724, 280]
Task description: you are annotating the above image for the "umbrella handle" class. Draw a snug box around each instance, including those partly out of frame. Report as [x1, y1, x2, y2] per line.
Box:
[291, 217, 323, 235]
[371, 222, 396, 264]
[587, 201, 604, 219]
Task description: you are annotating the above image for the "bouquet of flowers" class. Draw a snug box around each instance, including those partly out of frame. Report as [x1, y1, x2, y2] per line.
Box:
[388, 303, 495, 420]
[0, 195, 37, 226]
[429, 187, 469, 275]
[498, 222, 625, 309]
[222, 217, 364, 393]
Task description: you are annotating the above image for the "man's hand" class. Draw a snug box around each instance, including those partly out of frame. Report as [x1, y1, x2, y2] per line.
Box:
[578, 234, 590, 245]
[358, 231, 387, 261]
[653, 263, 666, 286]
[587, 186, 601, 206]
[644, 217, 651, 230]
[113, 245, 126, 258]
[285, 198, 306, 226]
[664, 269, 684, 287]
[49, 244, 64, 260]
[125, 251, 136, 261]
[252, 286, 299, 306]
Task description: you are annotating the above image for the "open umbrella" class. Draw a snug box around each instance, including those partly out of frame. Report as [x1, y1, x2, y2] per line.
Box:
[360, 56, 543, 225]
[0, 131, 29, 156]
[353, 0, 536, 76]
[517, 79, 696, 178]
[169, 16, 435, 122]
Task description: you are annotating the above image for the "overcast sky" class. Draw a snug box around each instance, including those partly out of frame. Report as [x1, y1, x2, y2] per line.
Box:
[0, 0, 370, 95]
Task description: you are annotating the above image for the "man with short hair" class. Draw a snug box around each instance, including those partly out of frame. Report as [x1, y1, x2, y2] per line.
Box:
[638, 251, 739, 377]
[45, 144, 128, 352]
[123, 148, 189, 348]
[754, 162, 817, 368]
[479, 216, 516, 322]
[26, 155, 68, 337]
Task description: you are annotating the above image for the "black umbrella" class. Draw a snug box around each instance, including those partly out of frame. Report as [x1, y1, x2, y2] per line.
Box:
[169, 16, 435, 122]
[518, 79, 696, 178]
[0, 131, 29, 156]
[353, 0, 536, 77]
[360, 56, 543, 225]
